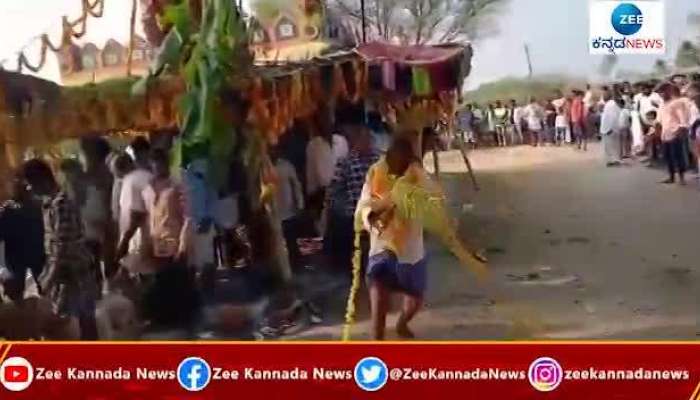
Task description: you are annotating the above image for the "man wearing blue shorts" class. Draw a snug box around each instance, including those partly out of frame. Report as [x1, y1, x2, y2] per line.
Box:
[356, 138, 429, 340]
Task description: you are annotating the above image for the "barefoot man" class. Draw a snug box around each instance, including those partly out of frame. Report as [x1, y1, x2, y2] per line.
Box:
[355, 137, 430, 340]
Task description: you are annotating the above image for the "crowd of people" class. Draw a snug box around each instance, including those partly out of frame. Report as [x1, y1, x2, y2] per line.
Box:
[3, 74, 697, 341]
[0, 99, 414, 339]
[456, 75, 700, 185]
[457, 94, 600, 150]
[0, 137, 207, 339]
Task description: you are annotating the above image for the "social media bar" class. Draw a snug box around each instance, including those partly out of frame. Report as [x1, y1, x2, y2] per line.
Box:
[0, 343, 699, 398]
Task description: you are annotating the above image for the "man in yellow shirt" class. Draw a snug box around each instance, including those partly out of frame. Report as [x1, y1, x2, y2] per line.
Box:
[356, 137, 429, 340]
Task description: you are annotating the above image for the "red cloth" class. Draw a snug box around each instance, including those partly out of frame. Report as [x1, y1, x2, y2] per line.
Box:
[355, 42, 466, 66]
[571, 98, 585, 124]
[428, 59, 459, 92]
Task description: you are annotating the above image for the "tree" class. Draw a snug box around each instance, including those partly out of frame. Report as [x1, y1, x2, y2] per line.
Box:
[675, 40, 700, 69]
[689, 13, 700, 41]
[330, 0, 509, 45]
[653, 59, 670, 77]
[136, 0, 294, 292]
[597, 54, 618, 78]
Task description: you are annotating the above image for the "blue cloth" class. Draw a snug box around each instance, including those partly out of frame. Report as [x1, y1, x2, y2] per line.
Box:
[326, 150, 380, 217]
[370, 129, 390, 153]
[182, 160, 216, 225]
[366, 251, 427, 298]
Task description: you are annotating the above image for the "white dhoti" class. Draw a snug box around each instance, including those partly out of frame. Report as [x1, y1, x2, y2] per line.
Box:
[631, 111, 644, 153]
[603, 132, 621, 163]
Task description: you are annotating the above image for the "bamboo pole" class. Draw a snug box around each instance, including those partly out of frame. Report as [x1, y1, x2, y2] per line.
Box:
[126, 0, 138, 77]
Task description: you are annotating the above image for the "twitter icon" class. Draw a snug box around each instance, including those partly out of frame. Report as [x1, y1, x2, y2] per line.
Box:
[354, 357, 388, 391]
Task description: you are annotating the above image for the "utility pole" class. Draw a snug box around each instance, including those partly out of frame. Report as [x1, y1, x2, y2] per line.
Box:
[524, 43, 533, 79]
[360, 0, 367, 43]
[126, 0, 138, 76]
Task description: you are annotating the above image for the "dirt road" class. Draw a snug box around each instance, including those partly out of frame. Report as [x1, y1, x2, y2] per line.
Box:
[290, 144, 700, 340]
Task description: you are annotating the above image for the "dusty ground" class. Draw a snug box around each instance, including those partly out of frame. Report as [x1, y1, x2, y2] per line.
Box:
[289, 143, 700, 341]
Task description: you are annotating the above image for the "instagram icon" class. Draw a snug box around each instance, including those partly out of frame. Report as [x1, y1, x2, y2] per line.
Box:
[528, 357, 563, 392]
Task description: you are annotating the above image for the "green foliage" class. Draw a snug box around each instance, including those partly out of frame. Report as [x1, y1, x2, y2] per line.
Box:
[68, 77, 140, 100]
[598, 54, 618, 78]
[331, 0, 509, 44]
[675, 41, 700, 69]
[653, 59, 670, 77]
[161, 0, 194, 38]
[464, 76, 586, 105]
[251, 0, 287, 22]
[153, 0, 252, 188]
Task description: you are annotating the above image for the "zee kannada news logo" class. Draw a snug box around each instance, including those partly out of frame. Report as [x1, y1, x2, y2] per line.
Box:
[590, 1, 665, 55]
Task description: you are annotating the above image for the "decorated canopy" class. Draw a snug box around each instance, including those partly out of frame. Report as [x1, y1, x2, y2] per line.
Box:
[0, 42, 472, 193]
[356, 41, 472, 98]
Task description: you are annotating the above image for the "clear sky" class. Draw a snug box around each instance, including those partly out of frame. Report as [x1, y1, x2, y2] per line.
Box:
[1, 0, 698, 86]
[0, 0, 145, 82]
[468, 0, 700, 88]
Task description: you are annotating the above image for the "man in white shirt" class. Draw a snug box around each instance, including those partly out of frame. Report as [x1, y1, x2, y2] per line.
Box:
[600, 94, 623, 166]
[305, 132, 348, 196]
[510, 99, 525, 145]
[524, 98, 545, 147]
[273, 148, 305, 270]
[493, 101, 509, 147]
[635, 84, 662, 127]
[583, 84, 595, 110]
[552, 96, 569, 146]
[116, 137, 154, 273]
[618, 105, 632, 159]
[305, 129, 348, 230]
[633, 84, 663, 163]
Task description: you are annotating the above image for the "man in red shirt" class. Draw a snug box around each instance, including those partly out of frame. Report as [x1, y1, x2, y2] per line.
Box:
[657, 83, 691, 185]
[570, 90, 586, 150]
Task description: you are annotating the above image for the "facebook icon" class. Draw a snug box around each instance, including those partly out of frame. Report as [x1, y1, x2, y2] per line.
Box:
[177, 357, 212, 392]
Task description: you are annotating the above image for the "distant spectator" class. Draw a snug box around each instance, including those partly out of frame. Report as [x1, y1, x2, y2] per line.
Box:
[600, 92, 622, 166]
[524, 97, 545, 147]
[656, 83, 691, 185]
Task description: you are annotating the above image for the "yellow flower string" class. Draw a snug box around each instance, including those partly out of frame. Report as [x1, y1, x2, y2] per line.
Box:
[341, 172, 488, 341]
[341, 224, 364, 341]
[391, 177, 488, 279]
[391, 177, 544, 337]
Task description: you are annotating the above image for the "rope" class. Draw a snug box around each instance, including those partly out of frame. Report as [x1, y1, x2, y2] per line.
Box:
[15, 0, 106, 73]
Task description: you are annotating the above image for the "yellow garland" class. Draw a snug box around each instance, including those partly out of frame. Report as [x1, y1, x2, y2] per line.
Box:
[341, 169, 487, 341]
[391, 177, 488, 279]
[341, 223, 363, 341]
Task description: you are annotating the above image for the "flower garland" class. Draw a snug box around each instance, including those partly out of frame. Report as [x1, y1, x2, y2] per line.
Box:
[16, 0, 105, 73]
[341, 170, 488, 341]
[341, 217, 365, 341]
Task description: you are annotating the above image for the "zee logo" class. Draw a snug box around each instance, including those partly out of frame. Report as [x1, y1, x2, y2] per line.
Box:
[611, 3, 643, 35]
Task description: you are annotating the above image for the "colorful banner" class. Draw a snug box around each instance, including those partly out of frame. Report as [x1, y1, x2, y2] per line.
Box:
[0, 342, 699, 399]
